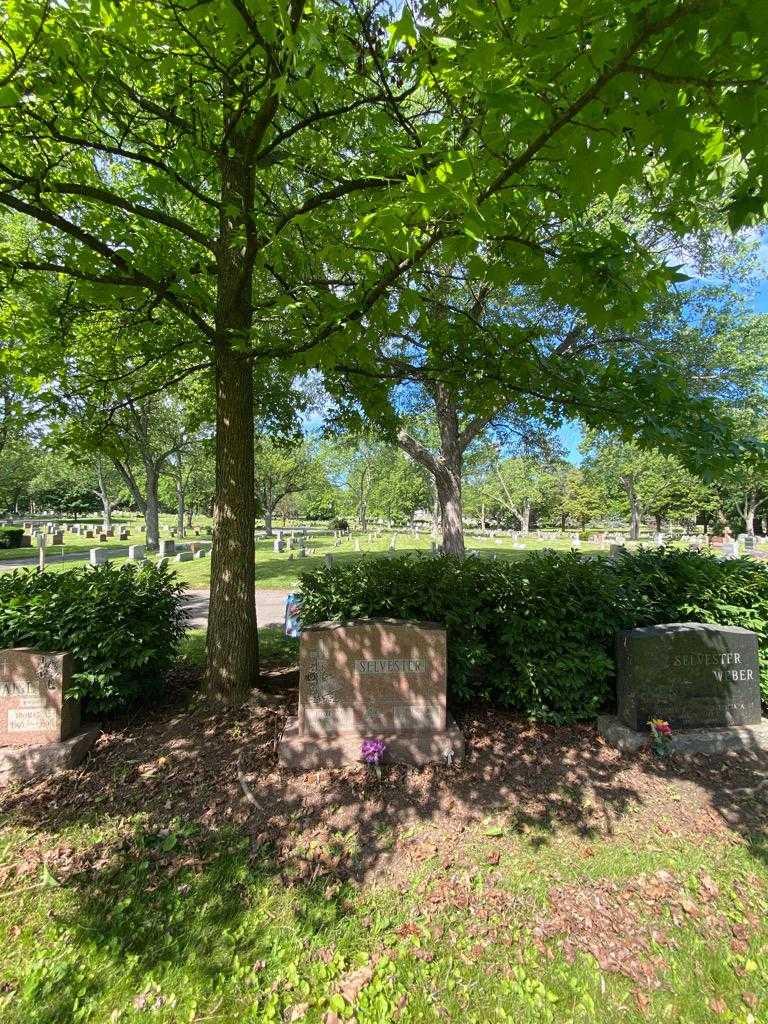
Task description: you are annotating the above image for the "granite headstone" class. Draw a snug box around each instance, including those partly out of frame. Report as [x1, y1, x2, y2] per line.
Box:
[279, 619, 464, 766]
[0, 648, 80, 745]
[616, 623, 761, 731]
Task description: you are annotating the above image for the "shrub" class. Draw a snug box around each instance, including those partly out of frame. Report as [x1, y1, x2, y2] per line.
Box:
[298, 549, 768, 722]
[0, 562, 186, 713]
[0, 527, 24, 549]
[330, 518, 349, 532]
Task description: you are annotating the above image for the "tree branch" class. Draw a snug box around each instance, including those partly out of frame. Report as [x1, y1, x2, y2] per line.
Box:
[0, 193, 215, 339]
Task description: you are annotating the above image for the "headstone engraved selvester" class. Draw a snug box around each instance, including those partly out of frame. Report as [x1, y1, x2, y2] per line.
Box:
[0, 648, 79, 745]
[599, 622, 768, 753]
[278, 619, 464, 767]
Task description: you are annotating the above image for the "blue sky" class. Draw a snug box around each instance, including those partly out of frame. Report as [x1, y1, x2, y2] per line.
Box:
[558, 421, 584, 462]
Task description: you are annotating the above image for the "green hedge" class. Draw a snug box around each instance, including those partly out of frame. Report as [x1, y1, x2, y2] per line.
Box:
[0, 562, 186, 713]
[0, 526, 24, 549]
[298, 549, 768, 723]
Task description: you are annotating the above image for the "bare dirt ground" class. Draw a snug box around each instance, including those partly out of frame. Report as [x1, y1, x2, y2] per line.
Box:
[3, 668, 767, 889]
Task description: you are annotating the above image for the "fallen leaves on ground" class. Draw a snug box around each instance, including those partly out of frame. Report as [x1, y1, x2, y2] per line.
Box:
[534, 869, 751, 989]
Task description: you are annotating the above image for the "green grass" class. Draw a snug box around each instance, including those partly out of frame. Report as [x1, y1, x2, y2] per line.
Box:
[0, 531, 141, 561]
[13, 532, 591, 589]
[159, 533, 609, 591]
[180, 626, 298, 669]
[5, 529, 700, 591]
[0, 820, 766, 1024]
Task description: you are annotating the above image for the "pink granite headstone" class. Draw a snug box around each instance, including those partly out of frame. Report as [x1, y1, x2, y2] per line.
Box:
[0, 648, 80, 746]
[279, 619, 463, 767]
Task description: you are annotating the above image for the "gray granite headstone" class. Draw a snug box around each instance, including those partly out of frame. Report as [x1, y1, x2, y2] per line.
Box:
[616, 623, 761, 731]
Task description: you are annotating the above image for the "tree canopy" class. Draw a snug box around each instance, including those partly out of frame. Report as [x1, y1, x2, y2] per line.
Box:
[2, 0, 768, 697]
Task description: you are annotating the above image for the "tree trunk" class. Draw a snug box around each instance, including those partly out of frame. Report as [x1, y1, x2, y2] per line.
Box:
[207, 340, 257, 701]
[620, 474, 641, 540]
[436, 463, 465, 556]
[95, 462, 113, 529]
[629, 496, 641, 540]
[743, 492, 757, 535]
[206, 141, 258, 703]
[520, 498, 531, 535]
[480, 503, 486, 532]
[186, 507, 193, 529]
[145, 466, 160, 551]
[176, 482, 185, 538]
[113, 458, 153, 547]
[264, 506, 273, 536]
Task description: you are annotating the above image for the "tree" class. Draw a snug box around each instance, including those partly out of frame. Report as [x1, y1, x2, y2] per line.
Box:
[2, 0, 768, 698]
[367, 449, 431, 526]
[715, 409, 768, 534]
[677, 314, 768, 535]
[487, 455, 556, 534]
[583, 436, 718, 537]
[0, 434, 39, 512]
[542, 463, 604, 531]
[253, 438, 321, 536]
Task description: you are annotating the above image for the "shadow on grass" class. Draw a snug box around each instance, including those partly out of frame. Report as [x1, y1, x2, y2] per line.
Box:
[2, 684, 768, 1024]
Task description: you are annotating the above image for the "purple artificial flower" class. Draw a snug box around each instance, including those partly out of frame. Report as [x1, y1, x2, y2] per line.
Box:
[361, 738, 387, 765]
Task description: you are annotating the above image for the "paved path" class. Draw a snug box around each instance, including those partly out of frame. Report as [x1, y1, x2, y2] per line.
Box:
[182, 589, 289, 630]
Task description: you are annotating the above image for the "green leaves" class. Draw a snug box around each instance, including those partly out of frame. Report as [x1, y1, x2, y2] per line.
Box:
[299, 548, 768, 718]
[0, 562, 186, 712]
[387, 5, 418, 51]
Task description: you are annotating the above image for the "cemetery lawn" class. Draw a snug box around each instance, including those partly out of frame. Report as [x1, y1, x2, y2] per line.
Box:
[2, 693, 768, 1023]
[160, 534, 606, 590]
